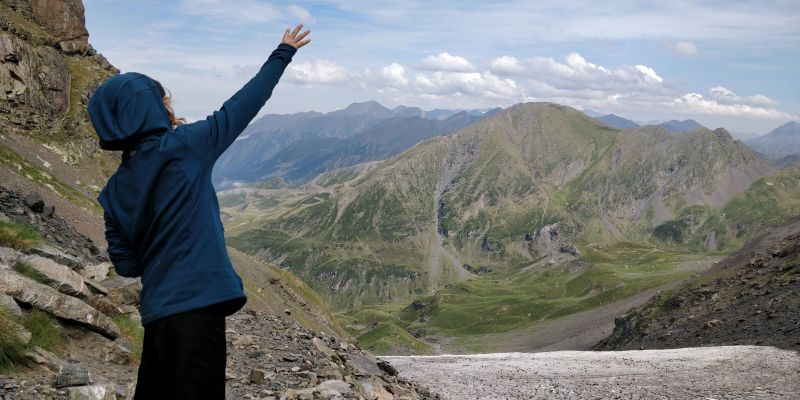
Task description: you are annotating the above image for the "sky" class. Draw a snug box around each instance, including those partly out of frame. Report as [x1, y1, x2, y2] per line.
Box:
[84, 0, 800, 134]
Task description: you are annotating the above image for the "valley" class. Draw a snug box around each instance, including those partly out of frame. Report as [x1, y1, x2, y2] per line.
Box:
[219, 100, 800, 355]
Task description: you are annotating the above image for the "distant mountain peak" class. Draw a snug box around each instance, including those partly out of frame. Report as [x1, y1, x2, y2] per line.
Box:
[659, 119, 705, 133]
[330, 100, 392, 116]
[595, 114, 640, 129]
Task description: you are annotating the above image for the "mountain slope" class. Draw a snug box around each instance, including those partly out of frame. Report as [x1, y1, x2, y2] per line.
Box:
[597, 214, 800, 351]
[746, 121, 800, 157]
[221, 102, 779, 355]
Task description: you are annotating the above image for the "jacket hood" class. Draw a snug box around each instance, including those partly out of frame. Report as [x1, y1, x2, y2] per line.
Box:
[88, 72, 171, 151]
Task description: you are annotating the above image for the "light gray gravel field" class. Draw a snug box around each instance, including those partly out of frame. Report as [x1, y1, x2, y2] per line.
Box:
[382, 346, 800, 399]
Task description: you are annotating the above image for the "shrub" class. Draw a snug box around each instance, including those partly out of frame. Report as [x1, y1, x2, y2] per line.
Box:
[0, 307, 26, 371]
[21, 308, 65, 352]
[113, 315, 144, 363]
[0, 221, 42, 251]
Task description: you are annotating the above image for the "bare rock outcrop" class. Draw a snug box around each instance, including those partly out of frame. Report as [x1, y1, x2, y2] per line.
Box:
[0, 268, 120, 338]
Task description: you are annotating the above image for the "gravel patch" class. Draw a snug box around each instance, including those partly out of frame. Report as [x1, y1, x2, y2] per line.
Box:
[383, 346, 800, 399]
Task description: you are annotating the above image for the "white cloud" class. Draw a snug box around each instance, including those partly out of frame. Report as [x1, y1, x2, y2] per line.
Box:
[490, 56, 524, 75]
[672, 92, 794, 119]
[421, 52, 475, 72]
[287, 5, 315, 24]
[634, 65, 663, 83]
[286, 59, 351, 85]
[708, 86, 778, 107]
[672, 41, 698, 56]
[381, 63, 408, 87]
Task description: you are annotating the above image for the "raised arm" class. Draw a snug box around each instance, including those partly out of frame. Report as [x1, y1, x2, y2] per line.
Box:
[179, 24, 311, 162]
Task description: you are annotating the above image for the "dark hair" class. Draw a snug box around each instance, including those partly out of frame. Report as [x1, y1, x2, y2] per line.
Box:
[153, 79, 185, 128]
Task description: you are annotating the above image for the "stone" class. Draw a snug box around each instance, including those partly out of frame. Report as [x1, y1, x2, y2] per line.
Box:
[24, 192, 44, 213]
[102, 339, 133, 365]
[10, 320, 32, 345]
[359, 379, 394, 400]
[377, 360, 398, 376]
[249, 368, 267, 384]
[0, 212, 10, 222]
[0, 246, 22, 266]
[0, 293, 23, 316]
[55, 362, 92, 388]
[84, 278, 110, 296]
[82, 262, 111, 281]
[28, 243, 83, 268]
[0, 269, 120, 338]
[66, 384, 116, 400]
[24, 346, 63, 372]
[102, 277, 141, 306]
[42, 205, 55, 218]
[316, 380, 351, 394]
[312, 337, 339, 360]
[318, 366, 344, 381]
[19, 254, 91, 298]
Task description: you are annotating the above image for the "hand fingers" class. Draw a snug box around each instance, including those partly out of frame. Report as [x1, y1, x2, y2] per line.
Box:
[296, 29, 311, 41]
[283, 28, 290, 38]
[295, 38, 311, 48]
[291, 23, 303, 37]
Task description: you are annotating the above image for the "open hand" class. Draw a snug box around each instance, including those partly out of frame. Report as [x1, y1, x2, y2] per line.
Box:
[282, 23, 311, 49]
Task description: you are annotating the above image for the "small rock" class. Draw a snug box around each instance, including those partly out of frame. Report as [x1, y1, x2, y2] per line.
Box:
[55, 362, 92, 388]
[66, 384, 114, 400]
[0, 247, 22, 266]
[359, 379, 393, 400]
[24, 346, 63, 372]
[102, 339, 133, 365]
[0, 212, 11, 222]
[82, 262, 111, 281]
[291, 366, 301, 373]
[24, 193, 44, 213]
[249, 368, 267, 384]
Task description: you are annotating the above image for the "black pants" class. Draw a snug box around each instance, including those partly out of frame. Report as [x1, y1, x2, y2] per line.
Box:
[133, 299, 243, 400]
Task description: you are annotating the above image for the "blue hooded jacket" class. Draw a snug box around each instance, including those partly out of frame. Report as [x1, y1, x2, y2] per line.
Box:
[89, 43, 297, 325]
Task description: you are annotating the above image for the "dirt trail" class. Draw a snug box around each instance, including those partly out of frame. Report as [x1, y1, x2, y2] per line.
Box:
[383, 346, 800, 400]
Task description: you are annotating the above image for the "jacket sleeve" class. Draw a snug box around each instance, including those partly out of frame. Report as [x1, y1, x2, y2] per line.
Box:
[103, 210, 140, 278]
[179, 43, 298, 163]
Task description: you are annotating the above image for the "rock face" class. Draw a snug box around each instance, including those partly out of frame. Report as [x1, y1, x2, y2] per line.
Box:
[596, 217, 800, 351]
[27, 0, 90, 54]
[0, 32, 70, 117]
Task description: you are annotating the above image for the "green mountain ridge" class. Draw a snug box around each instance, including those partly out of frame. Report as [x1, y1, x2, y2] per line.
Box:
[222, 102, 790, 353]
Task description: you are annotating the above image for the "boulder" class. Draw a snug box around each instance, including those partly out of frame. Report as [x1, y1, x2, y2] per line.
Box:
[24, 192, 44, 213]
[24, 346, 64, 372]
[55, 361, 92, 388]
[102, 277, 141, 306]
[0, 269, 120, 338]
[19, 254, 91, 298]
[359, 378, 394, 400]
[82, 262, 111, 281]
[28, 243, 83, 268]
[67, 384, 118, 400]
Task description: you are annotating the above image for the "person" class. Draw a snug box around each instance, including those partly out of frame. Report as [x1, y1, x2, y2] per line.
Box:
[88, 24, 311, 399]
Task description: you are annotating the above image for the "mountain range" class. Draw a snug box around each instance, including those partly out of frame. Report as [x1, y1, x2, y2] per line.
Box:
[212, 101, 501, 188]
[218, 102, 800, 353]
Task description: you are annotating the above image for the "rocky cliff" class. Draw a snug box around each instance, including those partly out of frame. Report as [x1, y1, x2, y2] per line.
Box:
[0, 0, 118, 244]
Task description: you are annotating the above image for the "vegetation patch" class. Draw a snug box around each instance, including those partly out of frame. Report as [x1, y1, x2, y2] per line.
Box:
[112, 315, 144, 363]
[0, 308, 26, 372]
[0, 221, 42, 251]
[21, 308, 66, 353]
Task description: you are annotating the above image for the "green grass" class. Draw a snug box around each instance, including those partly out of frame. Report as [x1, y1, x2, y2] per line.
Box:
[13, 261, 48, 284]
[0, 307, 27, 371]
[112, 315, 144, 363]
[0, 221, 42, 251]
[21, 308, 65, 353]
